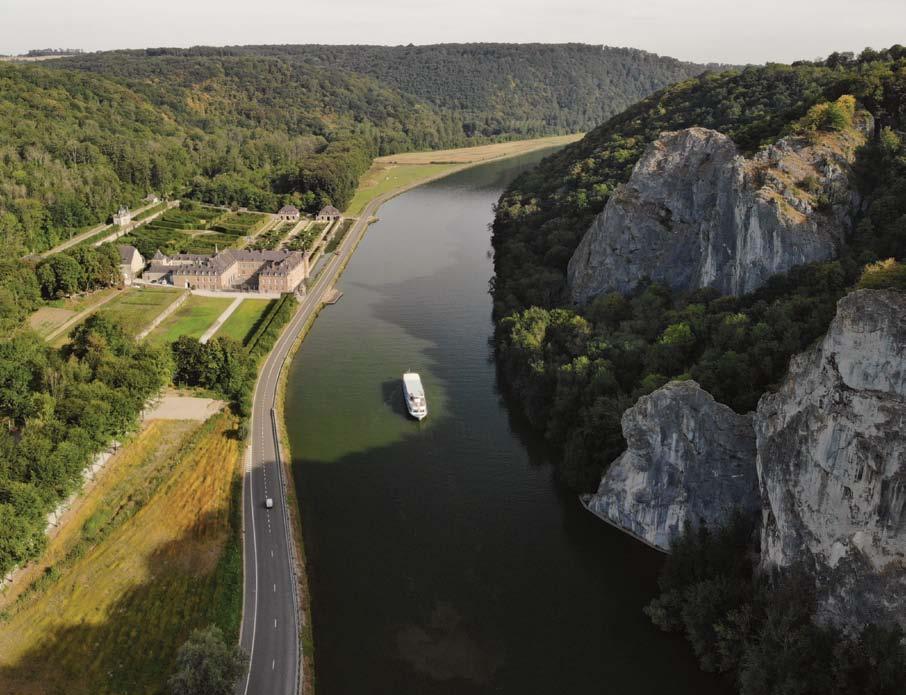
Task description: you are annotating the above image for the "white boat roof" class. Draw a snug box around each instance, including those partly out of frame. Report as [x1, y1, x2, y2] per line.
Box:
[403, 372, 424, 397]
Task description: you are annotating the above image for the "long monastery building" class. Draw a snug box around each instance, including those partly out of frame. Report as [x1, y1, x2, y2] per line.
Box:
[144, 248, 309, 292]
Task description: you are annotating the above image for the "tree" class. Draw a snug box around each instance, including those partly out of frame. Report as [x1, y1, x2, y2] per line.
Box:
[36, 254, 84, 298]
[168, 626, 247, 695]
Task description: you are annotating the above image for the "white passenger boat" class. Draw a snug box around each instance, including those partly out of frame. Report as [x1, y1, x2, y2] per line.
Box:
[402, 372, 428, 421]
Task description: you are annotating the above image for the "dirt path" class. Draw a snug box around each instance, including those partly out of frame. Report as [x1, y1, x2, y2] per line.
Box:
[44, 288, 125, 343]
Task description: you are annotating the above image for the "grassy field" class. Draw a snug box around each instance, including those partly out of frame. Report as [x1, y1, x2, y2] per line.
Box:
[146, 295, 234, 345]
[96, 286, 183, 336]
[344, 163, 456, 216]
[0, 414, 243, 694]
[214, 298, 276, 344]
[375, 133, 583, 164]
[344, 133, 582, 216]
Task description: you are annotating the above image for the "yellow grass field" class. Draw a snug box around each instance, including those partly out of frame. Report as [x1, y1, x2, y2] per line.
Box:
[374, 133, 582, 165]
[344, 133, 583, 216]
[0, 414, 242, 694]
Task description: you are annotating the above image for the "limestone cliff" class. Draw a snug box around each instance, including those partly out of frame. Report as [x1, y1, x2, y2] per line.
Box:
[567, 118, 869, 303]
[582, 380, 759, 551]
[757, 289, 906, 631]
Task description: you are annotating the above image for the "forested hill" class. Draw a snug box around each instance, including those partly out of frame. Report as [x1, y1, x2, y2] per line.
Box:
[1, 43, 714, 255]
[491, 46, 906, 489]
[205, 44, 719, 135]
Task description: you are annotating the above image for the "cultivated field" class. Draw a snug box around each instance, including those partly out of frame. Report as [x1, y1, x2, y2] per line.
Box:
[146, 295, 234, 345]
[214, 298, 276, 344]
[96, 286, 183, 336]
[0, 414, 242, 694]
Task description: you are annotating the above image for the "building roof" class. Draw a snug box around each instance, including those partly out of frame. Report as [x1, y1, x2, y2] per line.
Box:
[259, 251, 305, 277]
[318, 205, 340, 217]
[278, 205, 300, 215]
[152, 250, 167, 261]
[118, 244, 141, 264]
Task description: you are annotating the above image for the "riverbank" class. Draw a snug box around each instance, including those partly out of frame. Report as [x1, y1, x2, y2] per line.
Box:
[344, 133, 583, 216]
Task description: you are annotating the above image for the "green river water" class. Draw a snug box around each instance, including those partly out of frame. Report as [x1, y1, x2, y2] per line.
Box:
[284, 149, 722, 694]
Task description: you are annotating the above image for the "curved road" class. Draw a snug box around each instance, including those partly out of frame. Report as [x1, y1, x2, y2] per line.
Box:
[238, 197, 384, 695]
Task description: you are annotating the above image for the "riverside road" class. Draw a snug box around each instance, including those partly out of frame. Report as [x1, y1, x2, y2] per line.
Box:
[237, 194, 387, 695]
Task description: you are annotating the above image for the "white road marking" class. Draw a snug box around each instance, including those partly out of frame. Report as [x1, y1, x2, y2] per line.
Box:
[273, 583, 276, 592]
[272, 659, 275, 670]
[274, 618, 277, 628]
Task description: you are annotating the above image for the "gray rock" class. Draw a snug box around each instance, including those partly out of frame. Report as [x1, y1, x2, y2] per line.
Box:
[567, 122, 869, 303]
[583, 380, 759, 551]
[757, 289, 906, 631]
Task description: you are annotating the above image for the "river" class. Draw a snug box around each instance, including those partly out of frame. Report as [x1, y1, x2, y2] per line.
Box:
[284, 149, 721, 694]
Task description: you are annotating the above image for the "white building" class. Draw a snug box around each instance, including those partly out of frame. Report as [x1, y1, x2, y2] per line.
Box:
[113, 207, 132, 226]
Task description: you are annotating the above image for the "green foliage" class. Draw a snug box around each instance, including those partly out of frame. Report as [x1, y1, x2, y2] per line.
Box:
[492, 50, 906, 491]
[168, 625, 247, 695]
[0, 315, 171, 575]
[35, 244, 121, 299]
[0, 260, 42, 330]
[646, 519, 906, 694]
[2, 45, 714, 255]
[858, 259, 906, 290]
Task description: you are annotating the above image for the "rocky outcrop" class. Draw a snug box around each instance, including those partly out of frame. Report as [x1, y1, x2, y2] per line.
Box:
[568, 119, 869, 303]
[757, 289, 906, 631]
[583, 380, 759, 551]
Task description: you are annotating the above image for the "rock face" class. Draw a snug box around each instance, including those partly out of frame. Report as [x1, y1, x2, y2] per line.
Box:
[568, 121, 869, 303]
[583, 380, 759, 551]
[757, 289, 906, 631]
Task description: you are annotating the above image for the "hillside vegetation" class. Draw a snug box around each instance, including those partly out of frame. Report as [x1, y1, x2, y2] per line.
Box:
[491, 47, 906, 489]
[0, 44, 712, 255]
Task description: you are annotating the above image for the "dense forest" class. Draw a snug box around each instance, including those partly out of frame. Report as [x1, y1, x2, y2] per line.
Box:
[0, 44, 711, 255]
[225, 44, 718, 135]
[491, 47, 906, 490]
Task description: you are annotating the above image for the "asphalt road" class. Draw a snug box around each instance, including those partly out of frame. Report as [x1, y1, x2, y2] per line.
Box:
[238, 198, 384, 695]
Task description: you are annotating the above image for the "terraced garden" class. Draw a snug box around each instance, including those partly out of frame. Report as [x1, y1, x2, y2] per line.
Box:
[119, 206, 267, 258]
[286, 222, 327, 252]
[250, 221, 293, 251]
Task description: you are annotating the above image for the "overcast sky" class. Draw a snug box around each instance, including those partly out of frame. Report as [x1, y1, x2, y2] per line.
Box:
[2, 0, 903, 65]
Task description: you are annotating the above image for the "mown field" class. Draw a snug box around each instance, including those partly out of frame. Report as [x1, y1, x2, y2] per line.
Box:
[146, 295, 234, 345]
[0, 414, 243, 694]
[96, 286, 183, 336]
[214, 298, 276, 344]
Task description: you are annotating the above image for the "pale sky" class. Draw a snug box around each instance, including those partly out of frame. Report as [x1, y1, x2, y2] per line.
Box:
[1, 0, 903, 65]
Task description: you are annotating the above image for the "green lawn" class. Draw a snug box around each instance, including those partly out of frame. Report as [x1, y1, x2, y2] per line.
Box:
[213, 299, 276, 344]
[96, 287, 183, 336]
[146, 295, 234, 345]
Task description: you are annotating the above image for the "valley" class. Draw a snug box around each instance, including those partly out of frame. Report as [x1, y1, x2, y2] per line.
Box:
[0, 31, 904, 695]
